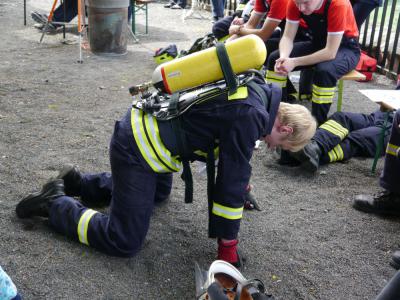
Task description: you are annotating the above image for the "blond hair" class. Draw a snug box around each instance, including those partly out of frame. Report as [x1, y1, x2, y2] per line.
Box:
[277, 103, 317, 152]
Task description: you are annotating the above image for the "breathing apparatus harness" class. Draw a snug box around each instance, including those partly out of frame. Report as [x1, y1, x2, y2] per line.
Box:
[130, 43, 269, 237]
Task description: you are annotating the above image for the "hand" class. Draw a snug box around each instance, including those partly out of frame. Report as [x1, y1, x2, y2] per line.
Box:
[275, 57, 296, 75]
[232, 17, 244, 25]
[229, 24, 240, 36]
[274, 57, 288, 75]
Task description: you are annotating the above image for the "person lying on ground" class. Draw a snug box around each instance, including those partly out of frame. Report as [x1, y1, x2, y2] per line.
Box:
[287, 109, 394, 172]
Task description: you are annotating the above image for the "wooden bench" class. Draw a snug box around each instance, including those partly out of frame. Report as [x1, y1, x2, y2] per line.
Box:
[131, 0, 154, 35]
[336, 70, 366, 111]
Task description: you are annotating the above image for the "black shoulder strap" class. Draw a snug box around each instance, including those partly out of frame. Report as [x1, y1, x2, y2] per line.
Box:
[207, 142, 217, 238]
[323, 0, 332, 19]
[169, 93, 193, 204]
[216, 43, 238, 96]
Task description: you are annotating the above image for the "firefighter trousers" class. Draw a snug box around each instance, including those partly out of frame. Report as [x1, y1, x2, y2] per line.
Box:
[48, 118, 173, 257]
[313, 110, 393, 164]
[380, 110, 400, 194]
[266, 40, 360, 124]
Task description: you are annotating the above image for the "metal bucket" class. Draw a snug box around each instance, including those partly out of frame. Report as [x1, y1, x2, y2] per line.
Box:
[87, 0, 130, 56]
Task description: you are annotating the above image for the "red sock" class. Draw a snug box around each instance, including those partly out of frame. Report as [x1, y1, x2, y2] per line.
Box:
[217, 239, 239, 264]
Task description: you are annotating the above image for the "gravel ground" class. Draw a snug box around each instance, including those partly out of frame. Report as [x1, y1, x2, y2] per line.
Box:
[0, 0, 399, 299]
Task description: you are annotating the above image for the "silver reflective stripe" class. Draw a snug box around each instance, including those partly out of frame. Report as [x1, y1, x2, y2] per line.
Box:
[212, 202, 243, 220]
[386, 143, 399, 157]
[77, 209, 97, 246]
[131, 109, 167, 172]
[144, 114, 181, 170]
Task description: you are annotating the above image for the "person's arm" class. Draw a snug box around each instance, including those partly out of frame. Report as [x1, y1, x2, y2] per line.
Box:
[274, 21, 298, 74]
[278, 21, 298, 58]
[233, 18, 280, 41]
[227, 11, 263, 41]
[278, 33, 343, 74]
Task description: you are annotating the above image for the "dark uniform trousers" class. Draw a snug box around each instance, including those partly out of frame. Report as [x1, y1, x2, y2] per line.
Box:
[47, 80, 278, 257]
[49, 113, 173, 257]
[380, 110, 400, 194]
[312, 110, 393, 164]
[266, 39, 360, 124]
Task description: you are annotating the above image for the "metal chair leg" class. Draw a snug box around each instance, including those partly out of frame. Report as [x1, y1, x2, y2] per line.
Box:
[337, 79, 343, 112]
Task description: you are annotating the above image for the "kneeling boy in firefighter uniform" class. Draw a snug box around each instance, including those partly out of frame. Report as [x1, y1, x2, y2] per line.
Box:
[16, 36, 316, 267]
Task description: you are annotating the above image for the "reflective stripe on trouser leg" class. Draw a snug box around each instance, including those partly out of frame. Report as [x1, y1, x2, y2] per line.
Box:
[386, 143, 400, 157]
[77, 209, 98, 245]
[311, 84, 335, 104]
[311, 84, 335, 124]
[327, 144, 344, 162]
[210, 201, 243, 240]
[212, 202, 243, 220]
[319, 120, 349, 140]
[265, 70, 287, 88]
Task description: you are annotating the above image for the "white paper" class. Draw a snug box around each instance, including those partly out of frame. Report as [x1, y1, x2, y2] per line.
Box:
[359, 89, 400, 109]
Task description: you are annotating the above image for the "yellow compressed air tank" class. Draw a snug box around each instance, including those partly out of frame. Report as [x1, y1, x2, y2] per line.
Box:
[151, 34, 267, 94]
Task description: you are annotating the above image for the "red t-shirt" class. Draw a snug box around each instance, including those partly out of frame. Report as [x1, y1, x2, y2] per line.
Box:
[253, 0, 288, 22]
[286, 0, 358, 38]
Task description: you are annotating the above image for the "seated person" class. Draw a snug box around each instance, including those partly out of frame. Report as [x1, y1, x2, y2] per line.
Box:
[265, 0, 361, 125]
[226, 0, 313, 103]
[226, 0, 288, 44]
[31, 0, 79, 31]
[212, 0, 255, 41]
[289, 109, 394, 172]
[31, 1, 132, 32]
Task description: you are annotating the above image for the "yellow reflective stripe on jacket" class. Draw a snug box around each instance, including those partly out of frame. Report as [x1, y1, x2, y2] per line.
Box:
[312, 84, 335, 104]
[77, 209, 98, 246]
[328, 144, 344, 162]
[228, 86, 248, 100]
[265, 70, 287, 88]
[386, 143, 399, 156]
[319, 120, 349, 140]
[212, 202, 243, 220]
[131, 109, 181, 173]
[143, 113, 181, 171]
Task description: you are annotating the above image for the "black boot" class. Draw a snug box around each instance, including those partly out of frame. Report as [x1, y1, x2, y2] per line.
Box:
[391, 250, 400, 270]
[57, 165, 82, 197]
[16, 179, 65, 218]
[277, 149, 301, 167]
[291, 141, 321, 172]
[352, 190, 400, 216]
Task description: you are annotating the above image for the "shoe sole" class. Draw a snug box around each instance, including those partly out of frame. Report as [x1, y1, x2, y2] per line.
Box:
[16, 180, 64, 218]
[31, 12, 48, 24]
[390, 260, 400, 270]
[352, 202, 400, 216]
